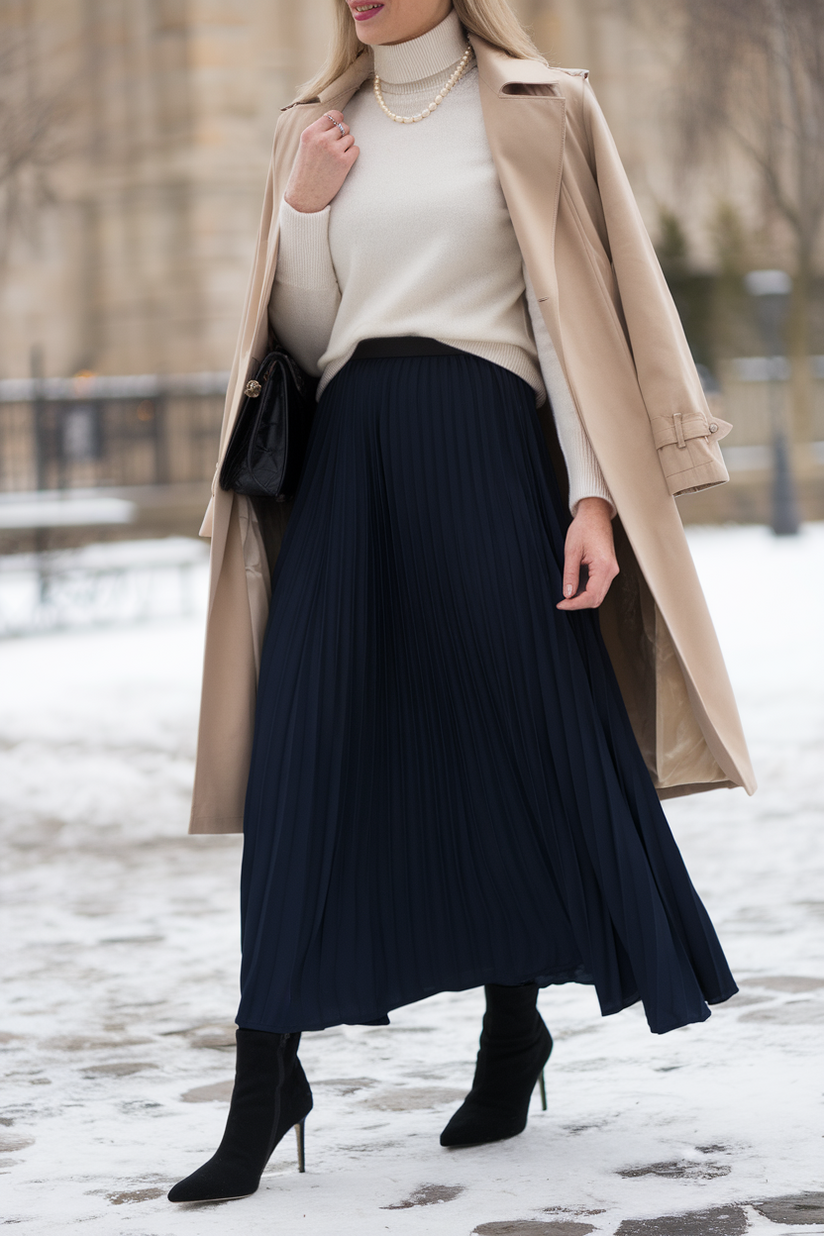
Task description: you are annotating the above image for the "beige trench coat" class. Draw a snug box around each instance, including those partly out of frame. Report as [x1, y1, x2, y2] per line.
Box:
[189, 36, 756, 834]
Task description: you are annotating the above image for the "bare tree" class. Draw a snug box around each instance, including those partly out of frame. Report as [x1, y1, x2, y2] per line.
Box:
[656, 0, 824, 439]
[0, 21, 79, 264]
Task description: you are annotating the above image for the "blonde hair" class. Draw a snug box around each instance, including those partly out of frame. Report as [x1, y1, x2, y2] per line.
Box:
[296, 0, 545, 102]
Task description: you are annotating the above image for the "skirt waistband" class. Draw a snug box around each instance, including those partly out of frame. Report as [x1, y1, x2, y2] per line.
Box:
[351, 336, 465, 361]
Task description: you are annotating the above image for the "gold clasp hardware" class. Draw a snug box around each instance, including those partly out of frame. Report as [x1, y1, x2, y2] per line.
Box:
[244, 379, 262, 398]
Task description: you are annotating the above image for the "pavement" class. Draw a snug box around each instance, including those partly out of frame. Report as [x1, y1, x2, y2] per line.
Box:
[1, 524, 823, 1235]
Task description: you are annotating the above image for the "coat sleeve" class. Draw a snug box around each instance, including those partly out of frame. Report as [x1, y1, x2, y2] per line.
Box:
[580, 78, 732, 496]
[524, 269, 615, 517]
[200, 115, 291, 539]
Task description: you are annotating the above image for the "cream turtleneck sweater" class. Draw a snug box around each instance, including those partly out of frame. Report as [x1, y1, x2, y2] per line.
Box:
[269, 10, 612, 514]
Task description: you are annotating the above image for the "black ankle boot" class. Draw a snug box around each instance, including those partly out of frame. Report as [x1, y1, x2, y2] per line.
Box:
[440, 983, 552, 1148]
[168, 1028, 313, 1203]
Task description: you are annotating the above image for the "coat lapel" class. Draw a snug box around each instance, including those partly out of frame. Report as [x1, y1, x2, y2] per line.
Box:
[471, 38, 569, 370]
[261, 55, 374, 311]
[254, 54, 375, 368]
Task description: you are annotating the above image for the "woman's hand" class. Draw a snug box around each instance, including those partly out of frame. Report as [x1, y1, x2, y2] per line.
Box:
[556, 496, 619, 611]
[283, 111, 359, 214]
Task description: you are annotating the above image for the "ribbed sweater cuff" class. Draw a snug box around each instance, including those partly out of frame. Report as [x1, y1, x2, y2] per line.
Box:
[277, 199, 338, 290]
[569, 450, 616, 517]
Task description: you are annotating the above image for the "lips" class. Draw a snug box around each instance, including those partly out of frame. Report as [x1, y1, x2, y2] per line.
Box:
[352, 2, 384, 19]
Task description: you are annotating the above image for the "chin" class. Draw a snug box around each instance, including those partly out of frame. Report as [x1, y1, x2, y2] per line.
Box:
[355, 26, 389, 44]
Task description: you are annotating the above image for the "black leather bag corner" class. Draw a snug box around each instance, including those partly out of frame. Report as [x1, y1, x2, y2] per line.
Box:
[219, 346, 317, 501]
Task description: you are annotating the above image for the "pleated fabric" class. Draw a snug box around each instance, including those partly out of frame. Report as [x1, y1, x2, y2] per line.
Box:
[238, 353, 737, 1036]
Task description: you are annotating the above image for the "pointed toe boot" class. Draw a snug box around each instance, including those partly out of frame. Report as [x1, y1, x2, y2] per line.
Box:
[168, 1028, 312, 1203]
[440, 983, 552, 1148]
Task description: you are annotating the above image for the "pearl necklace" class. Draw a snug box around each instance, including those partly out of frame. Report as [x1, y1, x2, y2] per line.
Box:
[373, 41, 474, 124]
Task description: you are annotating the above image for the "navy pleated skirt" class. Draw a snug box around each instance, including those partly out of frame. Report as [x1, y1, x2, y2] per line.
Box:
[237, 352, 737, 1036]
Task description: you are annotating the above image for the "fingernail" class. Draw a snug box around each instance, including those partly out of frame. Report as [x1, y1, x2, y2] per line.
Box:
[565, 584, 573, 597]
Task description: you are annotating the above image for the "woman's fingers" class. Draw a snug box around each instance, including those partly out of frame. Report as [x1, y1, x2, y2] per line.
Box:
[557, 563, 612, 610]
[581, 558, 616, 607]
[561, 539, 583, 602]
[303, 112, 351, 147]
[557, 551, 618, 609]
[286, 107, 358, 212]
[323, 110, 350, 137]
[556, 500, 619, 611]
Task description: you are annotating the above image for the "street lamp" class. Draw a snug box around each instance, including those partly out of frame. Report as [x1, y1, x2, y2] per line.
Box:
[743, 269, 800, 536]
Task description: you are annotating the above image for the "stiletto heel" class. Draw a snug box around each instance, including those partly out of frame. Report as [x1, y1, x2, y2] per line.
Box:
[295, 1120, 306, 1173]
[441, 983, 552, 1148]
[168, 1029, 313, 1203]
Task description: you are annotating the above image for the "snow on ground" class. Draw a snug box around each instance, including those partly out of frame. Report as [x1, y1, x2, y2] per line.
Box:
[1, 526, 823, 1236]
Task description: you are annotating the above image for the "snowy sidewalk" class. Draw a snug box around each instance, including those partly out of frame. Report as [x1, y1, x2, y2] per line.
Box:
[1, 526, 823, 1235]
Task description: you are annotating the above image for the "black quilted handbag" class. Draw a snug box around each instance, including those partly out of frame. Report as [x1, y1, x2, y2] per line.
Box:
[219, 345, 317, 501]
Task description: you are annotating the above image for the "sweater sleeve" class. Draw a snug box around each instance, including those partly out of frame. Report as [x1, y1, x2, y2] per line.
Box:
[524, 271, 615, 518]
[267, 199, 342, 378]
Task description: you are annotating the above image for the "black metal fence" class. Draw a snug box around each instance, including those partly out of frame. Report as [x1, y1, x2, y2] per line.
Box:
[0, 373, 228, 494]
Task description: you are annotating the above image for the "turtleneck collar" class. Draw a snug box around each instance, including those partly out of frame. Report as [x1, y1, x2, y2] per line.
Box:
[372, 9, 467, 85]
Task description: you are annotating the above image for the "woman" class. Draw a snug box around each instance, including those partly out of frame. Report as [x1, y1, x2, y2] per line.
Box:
[169, 0, 756, 1205]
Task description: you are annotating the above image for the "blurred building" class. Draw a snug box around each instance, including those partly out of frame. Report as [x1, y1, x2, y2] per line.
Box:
[1, 0, 765, 381]
[1, 0, 325, 379]
[1, 0, 822, 527]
